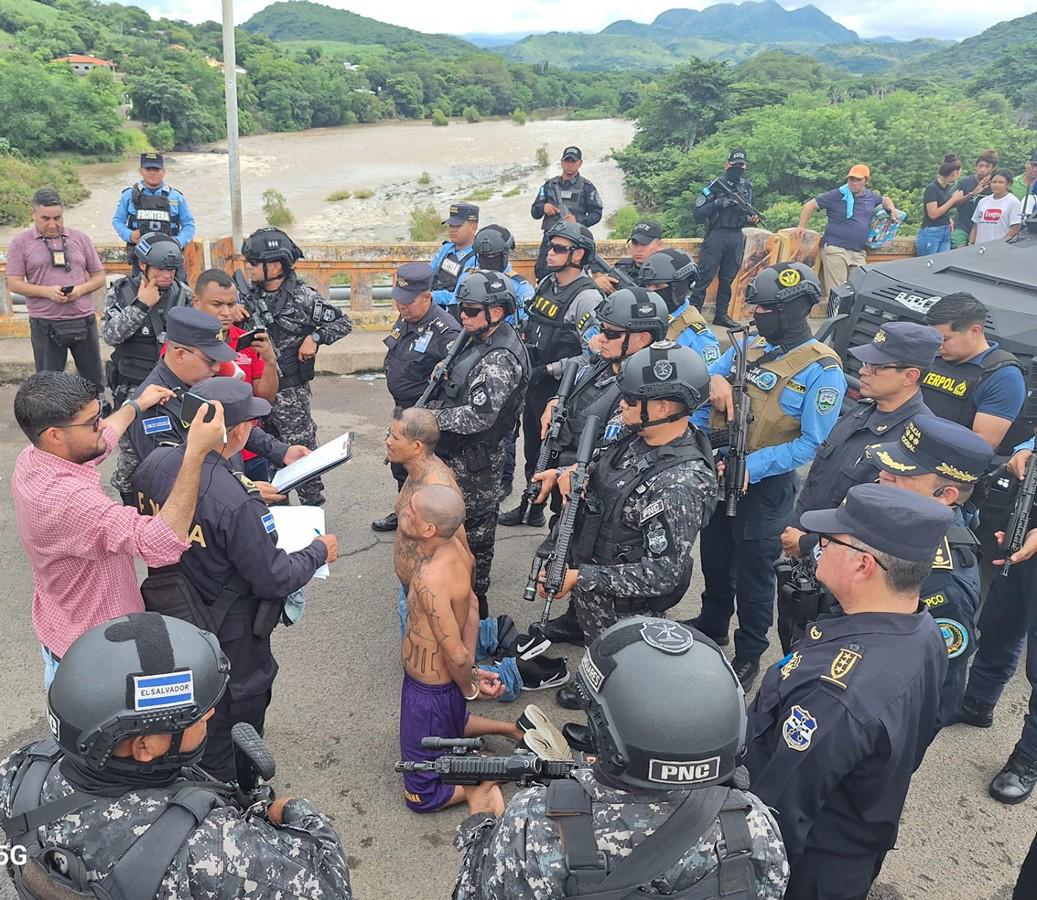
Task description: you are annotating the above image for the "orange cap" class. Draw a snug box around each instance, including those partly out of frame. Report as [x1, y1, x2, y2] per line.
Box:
[848, 164, 871, 179]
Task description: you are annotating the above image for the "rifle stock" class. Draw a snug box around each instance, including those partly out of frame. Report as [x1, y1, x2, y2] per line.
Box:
[1002, 446, 1037, 576]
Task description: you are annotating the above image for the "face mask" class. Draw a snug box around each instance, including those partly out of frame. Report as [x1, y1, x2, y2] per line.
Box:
[753, 310, 784, 341]
[725, 166, 745, 183]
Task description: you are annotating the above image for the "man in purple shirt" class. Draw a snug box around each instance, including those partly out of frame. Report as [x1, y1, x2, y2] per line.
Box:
[796, 164, 899, 306]
[6, 189, 107, 390]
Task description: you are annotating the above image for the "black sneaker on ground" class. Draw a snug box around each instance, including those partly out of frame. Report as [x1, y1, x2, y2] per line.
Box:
[556, 681, 584, 710]
[539, 610, 586, 646]
[562, 722, 595, 753]
[989, 750, 1037, 804]
[731, 656, 760, 692]
[680, 616, 729, 647]
[713, 313, 740, 329]
[955, 697, 994, 728]
[518, 655, 570, 691]
[371, 512, 398, 532]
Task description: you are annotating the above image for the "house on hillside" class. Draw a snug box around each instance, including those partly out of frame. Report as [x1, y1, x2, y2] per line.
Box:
[205, 56, 247, 76]
[54, 54, 116, 75]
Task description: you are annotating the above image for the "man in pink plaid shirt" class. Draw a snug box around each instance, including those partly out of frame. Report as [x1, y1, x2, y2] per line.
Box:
[12, 370, 227, 688]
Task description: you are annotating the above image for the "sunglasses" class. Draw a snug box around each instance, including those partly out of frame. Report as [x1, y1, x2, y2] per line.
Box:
[600, 327, 628, 342]
[42, 408, 103, 438]
[458, 305, 486, 318]
[546, 243, 574, 255]
[818, 534, 888, 570]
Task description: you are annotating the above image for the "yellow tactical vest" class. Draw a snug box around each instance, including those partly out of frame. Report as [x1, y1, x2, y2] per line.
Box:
[666, 305, 710, 342]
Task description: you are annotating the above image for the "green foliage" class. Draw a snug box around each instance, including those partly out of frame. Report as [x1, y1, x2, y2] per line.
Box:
[408, 204, 442, 241]
[502, 185, 522, 197]
[326, 190, 351, 201]
[353, 188, 374, 199]
[462, 106, 481, 123]
[262, 188, 294, 227]
[417, 171, 432, 185]
[464, 187, 494, 202]
[631, 60, 732, 152]
[122, 127, 153, 154]
[607, 205, 642, 240]
[0, 149, 87, 226]
[143, 121, 175, 151]
[511, 108, 527, 126]
[535, 144, 548, 166]
[431, 109, 449, 127]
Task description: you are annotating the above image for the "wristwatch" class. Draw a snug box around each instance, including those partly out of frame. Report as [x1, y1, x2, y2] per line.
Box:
[311, 331, 322, 345]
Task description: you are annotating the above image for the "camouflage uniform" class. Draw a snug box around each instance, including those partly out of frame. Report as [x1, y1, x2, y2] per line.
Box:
[0, 746, 352, 899]
[571, 431, 718, 642]
[453, 767, 788, 899]
[242, 272, 353, 506]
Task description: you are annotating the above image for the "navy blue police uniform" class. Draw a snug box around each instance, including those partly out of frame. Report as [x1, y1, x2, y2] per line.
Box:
[131, 378, 329, 785]
[531, 147, 603, 282]
[746, 483, 951, 900]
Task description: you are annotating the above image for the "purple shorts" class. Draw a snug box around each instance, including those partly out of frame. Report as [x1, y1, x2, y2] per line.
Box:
[400, 672, 470, 812]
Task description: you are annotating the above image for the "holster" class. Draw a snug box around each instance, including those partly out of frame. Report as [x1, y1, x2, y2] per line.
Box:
[278, 354, 315, 389]
[569, 498, 603, 565]
[463, 442, 492, 473]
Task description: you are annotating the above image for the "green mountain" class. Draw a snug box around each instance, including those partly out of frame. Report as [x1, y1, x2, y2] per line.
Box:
[812, 38, 954, 76]
[242, 1, 476, 55]
[648, 1, 858, 44]
[894, 10, 1037, 79]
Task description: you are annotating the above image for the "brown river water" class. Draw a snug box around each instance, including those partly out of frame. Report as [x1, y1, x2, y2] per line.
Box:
[1, 118, 635, 246]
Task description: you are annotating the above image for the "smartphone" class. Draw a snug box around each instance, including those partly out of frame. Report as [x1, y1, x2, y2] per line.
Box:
[60, 285, 74, 296]
[235, 328, 265, 350]
[180, 391, 218, 427]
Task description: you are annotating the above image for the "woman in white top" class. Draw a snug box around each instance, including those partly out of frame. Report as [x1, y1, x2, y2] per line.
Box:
[970, 170, 1023, 244]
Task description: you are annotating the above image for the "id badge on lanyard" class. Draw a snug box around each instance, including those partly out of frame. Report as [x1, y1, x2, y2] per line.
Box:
[46, 235, 71, 272]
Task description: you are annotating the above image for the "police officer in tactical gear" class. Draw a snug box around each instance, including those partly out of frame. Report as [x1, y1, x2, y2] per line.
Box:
[431, 203, 481, 318]
[424, 270, 531, 619]
[590, 220, 664, 296]
[102, 234, 193, 409]
[132, 378, 340, 784]
[501, 221, 602, 528]
[746, 483, 950, 900]
[239, 227, 353, 506]
[112, 152, 196, 273]
[692, 262, 846, 690]
[639, 248, 722, 365]
[453, 616, 789, 899]
[533, 341, 718, 709]
[690, 149, 759, 329]
[870, 415, 992, 726]
[375, 261, 462, 531]
[531, 146, 604, 282]
[0, 611, 352, 899]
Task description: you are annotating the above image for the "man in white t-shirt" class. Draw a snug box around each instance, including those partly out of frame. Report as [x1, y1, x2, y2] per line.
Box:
[971, 171, 1023, 244]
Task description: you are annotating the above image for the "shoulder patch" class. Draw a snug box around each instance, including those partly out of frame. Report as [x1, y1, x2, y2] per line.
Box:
[936, 619, 969, 658]
[787, 380, 807, 394]
[782, 705, 817, 752]
[235, 472, 260, 495]
[703, 344, 720, 365]
[931, 537, 954, 570]
[815, 387, 840, 415]
[261, 512, 276, 534]
[639, 498, 666, 524]
[142, 415, 173, 435]
[922, 593, 946, 609]
[820, 646, 863, 690]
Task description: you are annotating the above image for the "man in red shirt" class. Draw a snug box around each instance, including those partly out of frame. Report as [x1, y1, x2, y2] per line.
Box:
[12, 370, 227, 688]
[193, 268, 280, 481]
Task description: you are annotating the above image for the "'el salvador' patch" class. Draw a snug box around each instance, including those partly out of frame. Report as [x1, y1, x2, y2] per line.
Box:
[261, 513, 276, 534]
[142, 415, 172, 435]
[133, 671, 194, 711]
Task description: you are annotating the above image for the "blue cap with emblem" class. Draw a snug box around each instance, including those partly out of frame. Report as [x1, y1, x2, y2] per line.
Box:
[561, 146, 582, 161]
[190, 376, 271, 427]
[140, 152, 164, 169]
[849, 321, 943, 369]
[868, 414, 994, 484]
[165, 307, 237, 362]
[392, 261, 435, 304]
[443, 203, 480, 226]
[628, 221, 663, 245]
[800, 482, 954, 562]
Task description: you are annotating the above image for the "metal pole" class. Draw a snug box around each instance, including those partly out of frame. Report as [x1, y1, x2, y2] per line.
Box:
[222, 0, 243, 255]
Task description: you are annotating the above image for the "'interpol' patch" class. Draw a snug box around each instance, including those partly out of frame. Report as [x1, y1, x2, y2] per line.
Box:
[132, 671, 194, 711]
[782, 704, 817, 751]
[261, 512, 276, 534]
[142, 415, 173, 435]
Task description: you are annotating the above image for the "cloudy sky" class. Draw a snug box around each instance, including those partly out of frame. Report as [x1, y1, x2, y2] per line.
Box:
[138, 0, 1032, 42]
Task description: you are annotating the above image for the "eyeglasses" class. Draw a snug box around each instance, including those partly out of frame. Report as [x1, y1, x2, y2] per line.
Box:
[600, 327, 628, 341]
[41, 408, 103, 438]
[860, 363, 911, 374]
[546, 243, 573, 255]
[458, 305, 485, 318]
[818, 534, 888, 570]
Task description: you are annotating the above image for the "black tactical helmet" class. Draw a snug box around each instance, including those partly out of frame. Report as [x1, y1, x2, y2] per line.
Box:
[577, 617, 746, 791]
[456, 268, 517, 316]
[48, 613, 229, 776]
[473, 224, 516, 257]
[545, 220, 596, 266]
[638, 248, 699, 295]
[241, 227, 304, 271]
[134, 233, 183, 270]
[618, 340, 709, 411]
[595, 287, 668, 342]
[745, 262, 822, 307]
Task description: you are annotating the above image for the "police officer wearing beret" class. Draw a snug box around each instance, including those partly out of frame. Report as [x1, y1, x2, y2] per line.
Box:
[112, 153, 196, 270]
[532, 146, 604, 282]
[454, 617, 788, 900]
[782, 321, 943, 560]
[374, 262, 462, 531]
[746, 483, 951, 900]
[0, 612, 353, 898]
[430, 203, 481, 318]
[692, 263, 846, 690]
[869, 415, 992, 725]
[132, 378, 340, 784]
[112, 307, 308, 506]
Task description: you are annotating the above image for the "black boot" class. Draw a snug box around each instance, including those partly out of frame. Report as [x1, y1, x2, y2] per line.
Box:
[714, 313, 739, 329]
[680, 616, 729, 647]
[731, 657, 760, 692]
[563, 723, 595, 753]
[498, 503, 529, 526]
[990, 750, 1037, 804]
[556, 682, 583, 710]
[539, 606, 585, 646]
[956, 697, 994, 728]
[371, 512, 398, 532]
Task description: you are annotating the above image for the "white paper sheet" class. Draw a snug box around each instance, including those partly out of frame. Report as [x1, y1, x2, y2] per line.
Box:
[270, 506, 329, 579]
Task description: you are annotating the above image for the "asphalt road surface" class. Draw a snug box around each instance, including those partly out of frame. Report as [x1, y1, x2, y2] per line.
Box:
[0, 374, 1030, 899]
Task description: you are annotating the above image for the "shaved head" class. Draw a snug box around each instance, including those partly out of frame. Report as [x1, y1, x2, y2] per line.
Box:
[412, 484, 466, 539]
[394, 406, 440, 452]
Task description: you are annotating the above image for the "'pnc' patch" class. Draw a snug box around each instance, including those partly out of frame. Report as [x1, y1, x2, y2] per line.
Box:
[648, 755, 720, 785]
[133, 671, 194, 711]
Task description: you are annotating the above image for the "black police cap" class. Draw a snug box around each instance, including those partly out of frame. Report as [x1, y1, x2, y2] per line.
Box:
[165, 308, 236, 362]
[191, 377, 271, 428]
[869, 415, 994, 485]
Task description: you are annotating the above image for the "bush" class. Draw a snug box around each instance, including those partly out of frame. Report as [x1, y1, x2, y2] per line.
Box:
[502, 185, 522, 197]
[417, 171, 432, 186]
[143, 121, 176, 152]
[464, 187, 494, 202]
[123, 127, 153, 154]
[607, 205, 643, 240]
[262, 189, 294, 227]
[535, 144, 549, 167]
[326, 190, 351, 201]
[462, 106, 481, 124]
[353, 188, 374, 199]
[0, 152, 87, 226]
[409, 204, 443, 241]
[431, 109, 449, 127]
[512, 108, 527, 126]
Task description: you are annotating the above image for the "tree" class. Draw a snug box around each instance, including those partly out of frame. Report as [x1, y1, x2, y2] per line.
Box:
[631, 60, 732, 152]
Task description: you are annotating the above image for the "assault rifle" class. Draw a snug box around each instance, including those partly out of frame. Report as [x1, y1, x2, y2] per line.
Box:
[512, 359, 580, 525]
[415, 333, 471, 409]
[1002, 448, 1037, 577]
[706, 175, 766, 225]
[589, 255, 640, 290]
[549, 181, 572, 225]
[522, 415, 600, 642]
[395, 737, 582, 786]
[723, 328, 751, 516]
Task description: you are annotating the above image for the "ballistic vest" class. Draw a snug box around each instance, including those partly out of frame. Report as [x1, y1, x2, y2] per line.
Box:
[666, 304, 711, 343]
[127, 183, 181, 237]
[109, 277, 192, 389]
[431, 244, 476, 292]
[523, 273, 597, 367]
[557, 359, 621, 457]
